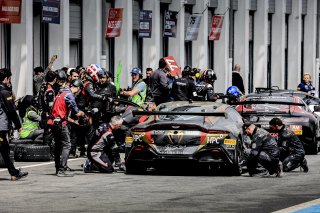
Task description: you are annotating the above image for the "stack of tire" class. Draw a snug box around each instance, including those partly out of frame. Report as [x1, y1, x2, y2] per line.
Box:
[10, 139, 50, 162]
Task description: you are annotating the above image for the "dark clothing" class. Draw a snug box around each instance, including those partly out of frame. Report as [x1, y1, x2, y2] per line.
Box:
[85, 123, 116, 173]
[171, 77, 196, 101]
[52, 125, 71, 172]
[0, 84, 21, 131]
[277, 126, 306, 172]
[297, 82, 315, 95]
[246, 127, 280, 175]
[232, 71, 245, 94]
[195, 81, 215, 101]
[77, 80, 103, 110]
[0, 131, 19, 176]
[0, 84, 21, 176]
[150, 68, 170, 105]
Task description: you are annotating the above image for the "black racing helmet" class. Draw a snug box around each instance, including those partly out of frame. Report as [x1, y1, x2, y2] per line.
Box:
[70, 79, 84, 89]
[204, 69, 217, 81]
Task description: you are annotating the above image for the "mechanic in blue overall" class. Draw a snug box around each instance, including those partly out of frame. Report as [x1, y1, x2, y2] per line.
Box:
[269, 118, 308, 172]
[48, 79, 85, 177]
[243, 122, 282, 177]
[83, 115, 124, 173]
[297, 73, 316, 96]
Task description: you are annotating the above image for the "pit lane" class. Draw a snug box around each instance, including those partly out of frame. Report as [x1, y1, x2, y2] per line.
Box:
[0, 154, 319, 212]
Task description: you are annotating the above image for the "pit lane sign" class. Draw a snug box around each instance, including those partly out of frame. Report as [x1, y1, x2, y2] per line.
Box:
[0, 0, 22, 24]
[42, 0, 60, 24]
[163, 56, 181, 77]
[105, 8, 123, 38]
[209, 15, 224, 40]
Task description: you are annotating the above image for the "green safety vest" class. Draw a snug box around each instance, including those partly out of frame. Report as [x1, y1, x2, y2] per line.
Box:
[19, 108, 40, 138]
[131, 79, 147, 106]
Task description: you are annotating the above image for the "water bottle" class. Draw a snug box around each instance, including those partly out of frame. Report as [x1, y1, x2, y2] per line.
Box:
[13, 130, 19, 139]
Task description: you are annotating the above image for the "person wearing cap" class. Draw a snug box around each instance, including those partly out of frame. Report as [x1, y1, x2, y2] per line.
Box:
[120, 67, 147, 106]
[243, 122, 282, 177]
[269, 117, 308, 172]
[48, 79, 85, 177]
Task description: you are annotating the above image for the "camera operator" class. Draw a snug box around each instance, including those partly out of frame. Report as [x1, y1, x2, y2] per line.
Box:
[48, 79, 84, 177]
[120, 67, 147, 106]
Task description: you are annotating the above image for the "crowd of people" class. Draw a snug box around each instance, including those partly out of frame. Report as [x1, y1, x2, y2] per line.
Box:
[0, 56, 313, 180]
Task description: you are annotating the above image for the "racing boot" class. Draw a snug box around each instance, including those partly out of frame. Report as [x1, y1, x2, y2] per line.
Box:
[300, 158, 309, 173]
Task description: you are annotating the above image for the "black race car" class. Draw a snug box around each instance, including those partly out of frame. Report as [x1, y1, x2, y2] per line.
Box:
[125, 101, 245, 175]
[235, 94, 320, 154]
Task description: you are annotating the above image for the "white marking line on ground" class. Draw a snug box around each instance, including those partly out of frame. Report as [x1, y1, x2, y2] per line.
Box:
[273, 198, 320, 213]
[0, 158, 83, 172]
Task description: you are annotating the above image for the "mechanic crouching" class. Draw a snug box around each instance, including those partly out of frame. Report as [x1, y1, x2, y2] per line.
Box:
[243, 122, 282, 177]
[269, 118, 308, 172]
[83, 115, 124, 173]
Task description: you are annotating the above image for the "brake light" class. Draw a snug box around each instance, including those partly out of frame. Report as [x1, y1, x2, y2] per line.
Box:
[134, 146, 143, 151]
[211, 149, 220, 152]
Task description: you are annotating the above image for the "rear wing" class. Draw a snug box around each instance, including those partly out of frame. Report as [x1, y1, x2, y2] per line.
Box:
[230, 100, 305, 106]
[230, 100, 305, 115]
[132, 110, 226, 117]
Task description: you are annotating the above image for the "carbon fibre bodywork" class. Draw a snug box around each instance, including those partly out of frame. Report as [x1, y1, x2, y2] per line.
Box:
[235, 94, 320, 154]
[124, 101, 245, 175]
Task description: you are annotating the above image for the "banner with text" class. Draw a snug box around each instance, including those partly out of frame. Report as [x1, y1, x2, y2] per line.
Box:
[105, 8, 123, 38]
[139, 10, 152, 38]
[209, 15, 224, 40]
[0, 0, 22, 24]
[164, 56, 181, 77]
[185, 15, 202, 41]
[42, 0, 60, 24]
[163, 10, 177, 38]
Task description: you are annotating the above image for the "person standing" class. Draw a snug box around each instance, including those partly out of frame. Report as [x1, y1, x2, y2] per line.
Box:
[232, 64, 245, 94]
[120, 67, 147, 106]
[48, 79, 85, 177]
[150, 58, 170, 105]
[269, 118, 308, 172]
[0, 68, 28, 181]
[297, 73, 316, 96]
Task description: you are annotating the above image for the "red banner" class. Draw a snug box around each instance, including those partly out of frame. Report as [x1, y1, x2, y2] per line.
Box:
[209, 15, 224, 40]
[105, 8, 123, 38]
[164, 56, 181, 77]
[0, 0, 22, 24]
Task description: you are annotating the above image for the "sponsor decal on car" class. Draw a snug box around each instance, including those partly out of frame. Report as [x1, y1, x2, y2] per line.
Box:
[224, 139, 236, 149]
[289, 125, 303, 135]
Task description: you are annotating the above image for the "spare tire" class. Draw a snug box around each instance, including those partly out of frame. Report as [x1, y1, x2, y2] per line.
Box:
[14, 144, 50, 162]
